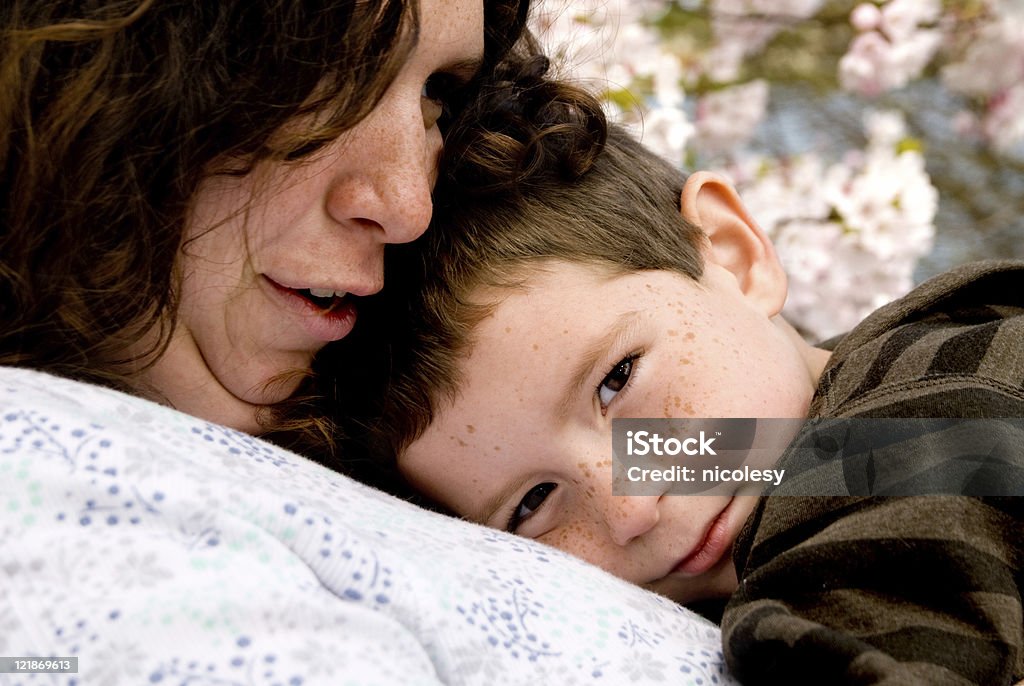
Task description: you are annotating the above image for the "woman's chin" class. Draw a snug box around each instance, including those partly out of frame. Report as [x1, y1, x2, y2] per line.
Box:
[184, 359, 311, 431]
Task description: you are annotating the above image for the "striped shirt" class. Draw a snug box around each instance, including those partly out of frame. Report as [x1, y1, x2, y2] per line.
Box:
[722, 260, 1024, 685]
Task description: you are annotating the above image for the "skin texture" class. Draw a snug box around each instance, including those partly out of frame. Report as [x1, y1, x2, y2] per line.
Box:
[141, 0, 486, 432]
[400, 173, 833, 604]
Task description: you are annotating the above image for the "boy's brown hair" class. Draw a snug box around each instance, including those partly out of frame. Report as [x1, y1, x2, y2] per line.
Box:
[327, 62, 708, 488]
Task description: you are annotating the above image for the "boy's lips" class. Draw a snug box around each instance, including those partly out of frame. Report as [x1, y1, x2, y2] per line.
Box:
[670, 498, 735, 577]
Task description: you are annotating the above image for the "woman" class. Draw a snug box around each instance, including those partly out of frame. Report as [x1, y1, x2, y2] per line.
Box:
[1, 0, 525, 432]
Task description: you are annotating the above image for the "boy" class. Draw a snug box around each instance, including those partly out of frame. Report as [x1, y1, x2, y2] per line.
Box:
[339, 78, 1024, 684]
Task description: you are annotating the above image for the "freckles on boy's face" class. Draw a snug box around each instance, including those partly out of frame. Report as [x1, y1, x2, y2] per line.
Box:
[399, 260, 819, 603]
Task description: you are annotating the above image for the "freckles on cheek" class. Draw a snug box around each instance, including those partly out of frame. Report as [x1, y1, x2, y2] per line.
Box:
[659, 375, 697, 418]
[545, 520, 597, 556]
[544, 480, 599, 552]
[662, 394, 696, 418]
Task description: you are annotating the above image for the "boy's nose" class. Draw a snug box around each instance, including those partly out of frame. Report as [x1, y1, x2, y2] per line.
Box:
[604, 495, 661, 547]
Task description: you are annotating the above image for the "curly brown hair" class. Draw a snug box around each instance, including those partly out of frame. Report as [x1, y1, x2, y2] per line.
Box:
[313, 59, 706, 492]
[0, 0, 530, 398]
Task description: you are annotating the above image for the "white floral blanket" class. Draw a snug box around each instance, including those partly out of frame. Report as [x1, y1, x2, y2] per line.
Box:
[0, 367, 735, 685]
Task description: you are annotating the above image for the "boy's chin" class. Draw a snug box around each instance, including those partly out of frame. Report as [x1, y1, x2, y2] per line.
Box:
[645, 553, 738, 606]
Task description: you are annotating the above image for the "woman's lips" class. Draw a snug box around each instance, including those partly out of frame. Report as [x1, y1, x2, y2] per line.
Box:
[671, 498, 734, 576]
[262, 276, 358, 343]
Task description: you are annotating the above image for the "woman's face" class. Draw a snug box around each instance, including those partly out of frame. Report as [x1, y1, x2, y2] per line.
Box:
[148, 0, 486, 431]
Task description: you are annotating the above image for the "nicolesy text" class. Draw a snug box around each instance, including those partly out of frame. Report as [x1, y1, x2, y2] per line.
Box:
[625, 430, 717, 456]
[624, 465, 786, 486]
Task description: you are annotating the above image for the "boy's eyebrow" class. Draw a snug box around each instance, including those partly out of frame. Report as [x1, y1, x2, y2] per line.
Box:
[557, 310, 644, 420]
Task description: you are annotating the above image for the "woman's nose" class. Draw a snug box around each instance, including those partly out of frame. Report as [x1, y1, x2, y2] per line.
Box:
[324, 87, 439, 245]
[603, 495, 661, 547]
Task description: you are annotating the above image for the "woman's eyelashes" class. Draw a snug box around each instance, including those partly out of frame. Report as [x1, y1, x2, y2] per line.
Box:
[506, 482, 557, 533]
[597, 353, 640, 412]
[421, 72, 468, 130]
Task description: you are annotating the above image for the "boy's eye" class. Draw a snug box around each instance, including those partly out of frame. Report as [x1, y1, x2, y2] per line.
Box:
[506, 482, 557, 533]
[421, 72, 465, 130]
[598, 355, 637, 410]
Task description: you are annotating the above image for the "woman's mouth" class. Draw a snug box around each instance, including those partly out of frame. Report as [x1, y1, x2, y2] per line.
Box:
[262, 277, 359, 343]
[297, 287, 349, 312]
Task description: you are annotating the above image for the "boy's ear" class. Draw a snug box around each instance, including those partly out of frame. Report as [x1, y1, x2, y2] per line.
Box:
[680, 171, 787, 317]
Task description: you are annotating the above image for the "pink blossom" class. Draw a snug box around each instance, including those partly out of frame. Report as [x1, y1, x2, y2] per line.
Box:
[982, 83, 1024, 152]
[851, 3, 882, 32]
[694, 80, 769, 153]
[839, 25, 941, 96]
[879, 0, 940, 41]
[839, 31, 891, 96]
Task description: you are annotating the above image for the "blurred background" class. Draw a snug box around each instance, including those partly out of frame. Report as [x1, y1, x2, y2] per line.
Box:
[528, 0, 1024, 340]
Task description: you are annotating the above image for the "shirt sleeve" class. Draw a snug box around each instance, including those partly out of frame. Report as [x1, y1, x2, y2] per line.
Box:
[723, 475, 1023, 683]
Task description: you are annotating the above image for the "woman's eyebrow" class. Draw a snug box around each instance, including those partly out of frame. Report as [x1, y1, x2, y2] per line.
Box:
[556, 310, 644, 420]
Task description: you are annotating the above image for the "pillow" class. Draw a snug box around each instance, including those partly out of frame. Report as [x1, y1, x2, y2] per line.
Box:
[0, 367, 735, 685]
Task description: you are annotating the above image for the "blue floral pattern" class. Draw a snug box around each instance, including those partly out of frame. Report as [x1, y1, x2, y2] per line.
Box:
[0, 367, 736, 685]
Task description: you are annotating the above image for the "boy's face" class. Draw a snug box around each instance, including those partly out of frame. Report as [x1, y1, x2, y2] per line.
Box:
[400, 259, 822, 604]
